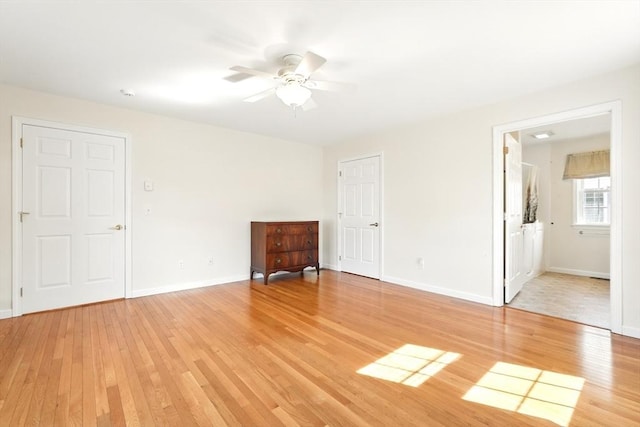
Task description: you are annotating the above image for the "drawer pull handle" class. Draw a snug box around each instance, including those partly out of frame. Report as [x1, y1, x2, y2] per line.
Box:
[275, 258, 281, 264]
[276, 228, 282, 233]
[307, 255, 313, 260]
[307, 227, 312, 231]
[307, 240, 312, 245]
[275, 242, 282, 247]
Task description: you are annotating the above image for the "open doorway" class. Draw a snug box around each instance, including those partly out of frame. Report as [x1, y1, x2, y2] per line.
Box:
[492, 101, 622, 334]
[507, 115, 611, 329]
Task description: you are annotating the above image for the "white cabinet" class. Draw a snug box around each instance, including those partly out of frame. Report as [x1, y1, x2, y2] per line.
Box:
[532, 222, 544, 277]
[523, 222, 544, 280]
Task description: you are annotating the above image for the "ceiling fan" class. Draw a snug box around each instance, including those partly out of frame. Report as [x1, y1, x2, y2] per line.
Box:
[227, 51, 350, 111]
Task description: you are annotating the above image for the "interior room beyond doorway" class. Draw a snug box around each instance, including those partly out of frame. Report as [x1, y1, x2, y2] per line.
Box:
[504, 114, 612, 330]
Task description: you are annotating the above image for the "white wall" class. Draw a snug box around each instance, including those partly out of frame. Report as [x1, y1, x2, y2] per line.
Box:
[524, 135, 610, 278]
[0, 84, 323, 312]
[2, 64, 638, 336]
[322, 63, 640, 336]
[323, 113, 495, 304]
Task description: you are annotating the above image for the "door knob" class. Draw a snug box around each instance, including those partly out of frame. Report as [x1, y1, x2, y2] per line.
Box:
[110, 224, 123, 230]
[369, 222, 379, 227]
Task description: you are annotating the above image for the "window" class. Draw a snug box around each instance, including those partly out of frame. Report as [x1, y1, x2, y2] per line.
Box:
[574, 177, 610, 226]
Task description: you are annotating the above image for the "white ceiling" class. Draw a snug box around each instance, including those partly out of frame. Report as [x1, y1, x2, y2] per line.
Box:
[521, 113, 612, 145]
[1, 1, 638, 146]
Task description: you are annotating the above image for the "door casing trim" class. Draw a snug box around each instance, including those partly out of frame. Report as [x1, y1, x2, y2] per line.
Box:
[11, 116, 133, 316]
[491, 101, 622, 334]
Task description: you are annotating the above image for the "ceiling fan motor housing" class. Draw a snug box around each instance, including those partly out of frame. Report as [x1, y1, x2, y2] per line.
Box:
[278, 54, 306, 84]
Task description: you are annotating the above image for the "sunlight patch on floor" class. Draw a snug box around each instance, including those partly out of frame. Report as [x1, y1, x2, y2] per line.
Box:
[463, 361, 585, 426]
[357, 344, 461, 387]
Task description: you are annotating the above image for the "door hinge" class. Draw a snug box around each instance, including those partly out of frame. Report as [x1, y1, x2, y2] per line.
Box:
[20, 288, 23, 297]
[339, 170, 342, 177]
[20, 137, 23, 148]
[503, 146, 509, 155]
[339, 255, 342, 261]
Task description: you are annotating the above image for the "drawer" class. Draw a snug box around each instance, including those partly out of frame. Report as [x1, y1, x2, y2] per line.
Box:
[266, 223, 318, 236]
[266, 234, 318, 253]
[266, 250, 317, 269]
[289, 250, 318, 265]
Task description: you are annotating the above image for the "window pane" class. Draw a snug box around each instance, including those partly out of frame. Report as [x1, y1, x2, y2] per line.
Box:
[584, 208, 604, 223]
[576, 176, 610, 225]
[582, 177, 610, 190]
[582, 178, 600, 189]
[584, 192, 604, 207]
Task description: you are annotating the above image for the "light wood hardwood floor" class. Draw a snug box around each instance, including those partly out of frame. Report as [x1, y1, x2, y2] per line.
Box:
[1, 270, 638, 426]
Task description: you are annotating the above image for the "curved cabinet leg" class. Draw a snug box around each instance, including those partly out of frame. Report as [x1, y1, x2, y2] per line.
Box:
[316, 263, 320, 275]
[264, 273, 269, 285]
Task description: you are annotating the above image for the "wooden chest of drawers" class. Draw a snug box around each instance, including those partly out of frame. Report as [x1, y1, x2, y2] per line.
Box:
[250, 221, 319, 284]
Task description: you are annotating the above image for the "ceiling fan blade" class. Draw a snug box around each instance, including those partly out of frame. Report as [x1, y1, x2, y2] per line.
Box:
[295, 51, 326, 78]
[230, 65, 275, 80]
[243, 88, 276, 103]
[302, 98, 317, 111]
[224, 73, 253, 83]
[306, 79, 356, 93]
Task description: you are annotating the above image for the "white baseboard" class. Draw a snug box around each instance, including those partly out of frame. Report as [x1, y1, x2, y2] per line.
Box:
[621, 325, 640, 339]
[381, 275, 494, 306]
[321, 263, 337, 271]
[133, 265, 331, 298]
[0, 309, 13, 319]
[131, 274, 247, 298]
[546, 267, 610, 280]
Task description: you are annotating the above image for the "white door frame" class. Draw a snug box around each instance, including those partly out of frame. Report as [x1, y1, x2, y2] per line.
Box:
[491, 101, 622, 334]
[11, 116, 133, 316]
[336, 152, 384, 278]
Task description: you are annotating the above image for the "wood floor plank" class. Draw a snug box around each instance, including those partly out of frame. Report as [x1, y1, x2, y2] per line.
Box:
[53, 308, 76, 426]
[0, 312, 47, 425]
[68, 308, 84, 426]
[89, 305, 110, 424]
[126, 298, 199, 426]
[81, 307, 97, 427]
[10, 312, 54, 426]
[0, 270, 638, 426]
[24, 311, 61, 425]
[101, 302, 142, 426]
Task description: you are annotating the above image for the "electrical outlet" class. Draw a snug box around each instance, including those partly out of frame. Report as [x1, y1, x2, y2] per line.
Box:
[178, 260, 184, 269]
[207, 257, 214, 266]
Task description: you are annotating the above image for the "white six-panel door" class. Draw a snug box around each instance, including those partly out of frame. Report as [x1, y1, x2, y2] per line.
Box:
[504, 133, 525, 303]
[339, 156, 381, 278]
[21, 124, 126, 313]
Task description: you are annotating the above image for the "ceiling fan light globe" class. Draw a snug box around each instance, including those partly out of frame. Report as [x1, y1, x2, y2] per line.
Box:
[276, 83, 312, 107]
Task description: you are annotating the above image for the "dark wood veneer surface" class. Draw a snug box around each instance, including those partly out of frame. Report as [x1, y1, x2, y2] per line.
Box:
[251, 221, 319, 284]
